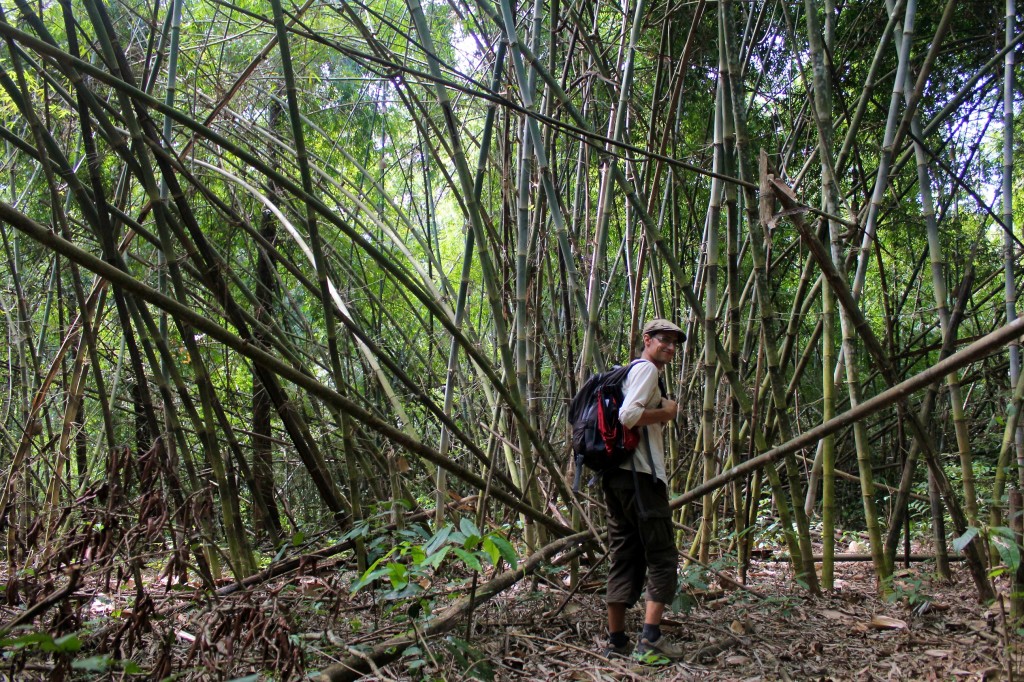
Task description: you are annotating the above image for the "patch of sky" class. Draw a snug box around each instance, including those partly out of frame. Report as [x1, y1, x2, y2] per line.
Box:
[450, 20, 484, 80]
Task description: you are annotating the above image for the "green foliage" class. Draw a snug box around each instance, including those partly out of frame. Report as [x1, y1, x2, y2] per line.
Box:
[350, 517, 518, 601]
[883, 572, 934, 610]
[0, 631, 82, 654]
[632, 648, 671, 666]
[71, 655, 144, 674]
[443, 636, 493, 681]
[0, 630, 143, 674]
[952, 526, 981, 553]
[760, 592, 799, 619]
[951, 523, 1023, 580]
[989, 526, 1023, 577]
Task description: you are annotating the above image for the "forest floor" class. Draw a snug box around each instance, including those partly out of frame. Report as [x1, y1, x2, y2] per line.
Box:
[1, 543, 1021, 680]
[456, 554, 1020, 682]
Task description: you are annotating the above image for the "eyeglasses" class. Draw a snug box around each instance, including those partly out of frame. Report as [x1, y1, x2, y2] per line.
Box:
[653, 334, 678, 346]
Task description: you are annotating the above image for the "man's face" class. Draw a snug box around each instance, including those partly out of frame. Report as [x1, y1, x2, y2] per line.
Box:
[643, 332, 678, 366]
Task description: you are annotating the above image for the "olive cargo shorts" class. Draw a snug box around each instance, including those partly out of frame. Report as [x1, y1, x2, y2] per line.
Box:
[602, 469, 679, 606]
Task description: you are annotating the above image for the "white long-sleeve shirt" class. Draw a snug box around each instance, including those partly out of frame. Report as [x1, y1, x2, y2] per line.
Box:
[616, 360, 667, 484]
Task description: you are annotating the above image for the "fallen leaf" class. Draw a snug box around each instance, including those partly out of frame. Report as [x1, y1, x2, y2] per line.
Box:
[869, 615, 907, 630]
[726, 655, 750, 665]
[925, 649, 950, 658]
[821, 609, 846, 620]
[730, 619, 754, 635]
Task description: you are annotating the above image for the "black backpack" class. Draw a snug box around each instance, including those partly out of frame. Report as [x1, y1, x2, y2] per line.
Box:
[568, 360, 646, 490]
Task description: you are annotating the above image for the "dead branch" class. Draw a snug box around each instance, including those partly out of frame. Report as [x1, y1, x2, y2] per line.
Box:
[0, 569, 80, 635]
[691, 635, 740, 663]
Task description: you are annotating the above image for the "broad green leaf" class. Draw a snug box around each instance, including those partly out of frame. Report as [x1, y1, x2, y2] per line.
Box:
[386, 562, 409, 589]
[952, 526, 980, 553]
[341, 521, 370, 542]
[71, 655, 113, 672]
[453, 547, 481, 572]
[481, 537, 500, 567]
[351, 567, 390, 593]
[488, 536, 518, 570]
[421, 545, 452, 568]
[989, 526, 1016, 541]
[424, 525, 453, 555]
[0, 632, 53, 649]
[54, 634, 82, 652]
[40, 634, 82, 653]
[459, 518, 481, 541]
[993, 535, 1021, 571]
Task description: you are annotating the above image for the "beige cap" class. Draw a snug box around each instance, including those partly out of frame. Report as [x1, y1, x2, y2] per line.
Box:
[642, 318, 686, 342]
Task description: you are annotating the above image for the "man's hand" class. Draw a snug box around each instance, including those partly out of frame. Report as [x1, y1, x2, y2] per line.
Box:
[659, 398, 678, 422]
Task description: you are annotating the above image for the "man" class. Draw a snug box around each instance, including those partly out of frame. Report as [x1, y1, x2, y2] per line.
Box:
[603, 318, 686, 660]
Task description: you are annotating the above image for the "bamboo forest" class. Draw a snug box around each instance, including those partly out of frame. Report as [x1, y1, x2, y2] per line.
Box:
[0, 0, 1018, 678]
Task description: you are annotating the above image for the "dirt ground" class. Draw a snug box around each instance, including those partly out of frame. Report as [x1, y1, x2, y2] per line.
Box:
[442, 557, 1019, 682]
[2, 550, 1021, 680]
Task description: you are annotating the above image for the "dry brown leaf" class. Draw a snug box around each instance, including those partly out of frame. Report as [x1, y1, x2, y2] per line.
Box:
[730, 619, 754, 635]
[924, 649, 950, 658]
[821, 609, 846, 620]
[726, 655, 750, 665]
[869, 615, 908, 630]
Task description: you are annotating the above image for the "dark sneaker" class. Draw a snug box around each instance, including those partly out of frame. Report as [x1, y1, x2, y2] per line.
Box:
[634, 635, 686, 662]
[602, 640, 632, 658]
